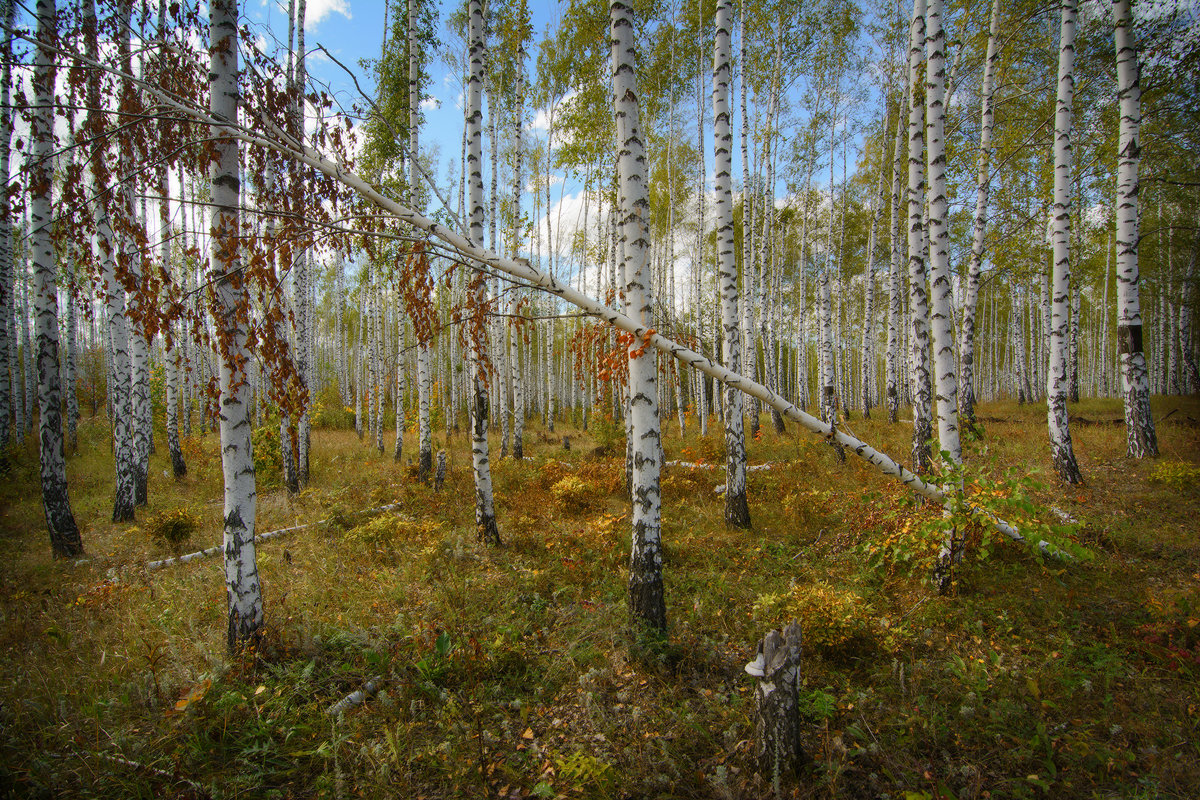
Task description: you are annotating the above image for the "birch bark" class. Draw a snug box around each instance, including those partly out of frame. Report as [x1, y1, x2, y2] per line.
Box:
[958, 0, 1000, 426]
[31, 0, 83, 558]
[714, 0, 751, 529]
[210, 0, 263, 653]
[1113, 0, 1157, 458]
[613, 0, 665, 630]
[906, 0, 933, 473]
[468, 0, 500, 544]
[1046, 0, 1083, 483]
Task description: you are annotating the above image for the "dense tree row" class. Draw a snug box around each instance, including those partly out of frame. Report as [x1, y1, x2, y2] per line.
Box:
[0, 0, 1195, 644]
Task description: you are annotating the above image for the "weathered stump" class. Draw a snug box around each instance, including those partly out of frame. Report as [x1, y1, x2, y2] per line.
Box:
[562, 435, 571, 451]
[434, 450, 447, 491]
[746, 621, 806, 792]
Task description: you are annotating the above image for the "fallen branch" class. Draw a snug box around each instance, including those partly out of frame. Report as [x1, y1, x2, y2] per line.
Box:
[146, 502, 408, 571]
[326, 675, 384, 717]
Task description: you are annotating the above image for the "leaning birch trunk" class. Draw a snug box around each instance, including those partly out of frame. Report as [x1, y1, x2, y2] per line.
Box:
[906, 0, 933, 474]
[746, 621, 805, 791]
[134, 33, 1060, 554]
[958, 0, 1000, 426]
[467, 0, 500, 545]
[713, 0, 751, 529]
[1112, 0, 1157, 458]
[0, 0, 14, 450]
[210, 0, 263, 653]
[1047, 0, 1083, 483]
[83, 0, 135, 522]
[30, 0, 83, 558]
[612, 0, 665, 631]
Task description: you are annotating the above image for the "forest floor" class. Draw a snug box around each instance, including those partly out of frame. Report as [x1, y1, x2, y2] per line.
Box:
[1, 395, 1199, 799]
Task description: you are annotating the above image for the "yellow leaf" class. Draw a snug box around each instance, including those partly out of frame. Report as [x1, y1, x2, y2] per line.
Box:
[521, 727, 534, 740]
[255, 685, 267, 696]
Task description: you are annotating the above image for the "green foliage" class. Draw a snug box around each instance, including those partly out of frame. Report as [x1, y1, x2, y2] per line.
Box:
[252, 424, 283, 483]
[1148, 460, 1200, 492]
[310, 391, 355, 430]
[144, 507, 200, 553]
[753, 581, 891, 660]
[857, 454, 1093, 583]
[588, 412, 624, 455]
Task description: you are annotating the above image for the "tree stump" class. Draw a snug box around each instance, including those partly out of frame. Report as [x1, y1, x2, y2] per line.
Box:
[562, 435, 571, 451]
[746, 621, 806, 792]
[434, 450, 446, 491]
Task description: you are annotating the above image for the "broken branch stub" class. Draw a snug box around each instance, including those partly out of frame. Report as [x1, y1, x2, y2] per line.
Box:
[747, 621, 806, 791]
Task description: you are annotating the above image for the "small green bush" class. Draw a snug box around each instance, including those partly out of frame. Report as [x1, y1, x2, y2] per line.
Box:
[589, 413, 624, 455]
[1149, 461, 1200, 492]
[252, 424, 283, 483]
[754, 581, 888, 660]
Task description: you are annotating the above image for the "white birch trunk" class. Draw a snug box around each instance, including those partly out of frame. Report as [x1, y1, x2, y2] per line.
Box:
[958, 0, 1000, 426]
[83, 0, 135, 522]
[613, 0, 665, 630]
[0, 0, 14, 449]
[906, 0, 933, 473]
[714, 0, 751, 528]
[210, 0, 263, 653]
[1046, 0, 1083, 483]
[1113, 0, 1157, 458]
[468, 0, 499, 544]
[31, 0, 83, 558]
[924, 0, 960, 465]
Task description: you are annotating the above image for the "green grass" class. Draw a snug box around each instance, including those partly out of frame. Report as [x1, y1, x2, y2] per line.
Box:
[1, 396, 1199, 798]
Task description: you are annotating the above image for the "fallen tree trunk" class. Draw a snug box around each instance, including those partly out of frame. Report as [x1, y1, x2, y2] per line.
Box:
[146, 502, 408, 571]
[326, 675, 384, 717]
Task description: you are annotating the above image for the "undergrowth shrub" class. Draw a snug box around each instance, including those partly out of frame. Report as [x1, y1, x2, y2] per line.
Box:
[252, 424, 283, 484]
[589, 413, 624, 455]
[550, 475, 595, 514]
[311, 388, 355, 430]
[145, 507, 201, 553]
[754, 580, 891, 660]
[1148, 460, 1200, 492]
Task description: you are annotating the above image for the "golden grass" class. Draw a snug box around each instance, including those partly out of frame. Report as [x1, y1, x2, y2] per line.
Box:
[1, 396, 1198, 798]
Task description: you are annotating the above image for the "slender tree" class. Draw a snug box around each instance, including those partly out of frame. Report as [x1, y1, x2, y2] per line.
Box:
[1046, 0, 1083, 483]
[30, 0, 83, 558]
[714, 0, 751, 528]
[1113, 0, 1157, 458]
[210, 0, 264, 652]
[612, 0, 665, 631]
[468, 0, 501, 544]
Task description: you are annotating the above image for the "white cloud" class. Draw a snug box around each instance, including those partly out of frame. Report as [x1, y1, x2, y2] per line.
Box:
[419, 96, 441, 111]
[305, 0, 351, 28]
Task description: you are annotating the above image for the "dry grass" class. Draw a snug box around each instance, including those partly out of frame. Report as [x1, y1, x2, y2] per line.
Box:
[1, 396, 1198, 798]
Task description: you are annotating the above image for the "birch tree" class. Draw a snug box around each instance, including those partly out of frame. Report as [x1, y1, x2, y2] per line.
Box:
[210, 0, 264, 652]
[468, 0, 500, 545]
[713, 0, 751, 529]
[957, 0, 1000, 427]
[30, 0, 83, 558]
[1046, 0, 1083, 483]
[612, 0, 665, 631]
[0, 0, 14, 451]
[1113, 0, 1157, 458]
[905, 0, 933, 473]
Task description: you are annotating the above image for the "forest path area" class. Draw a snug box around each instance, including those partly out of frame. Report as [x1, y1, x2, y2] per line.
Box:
[1, 397, 1199, 799]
